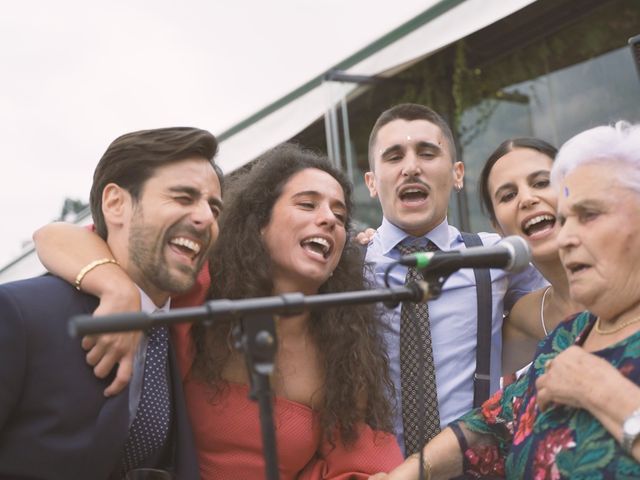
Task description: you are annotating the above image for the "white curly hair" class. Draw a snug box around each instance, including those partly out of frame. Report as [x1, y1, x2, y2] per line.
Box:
[551, 121, 640, 193]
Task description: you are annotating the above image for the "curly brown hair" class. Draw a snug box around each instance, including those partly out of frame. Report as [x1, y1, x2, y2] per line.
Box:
[191, 143, 395, 445]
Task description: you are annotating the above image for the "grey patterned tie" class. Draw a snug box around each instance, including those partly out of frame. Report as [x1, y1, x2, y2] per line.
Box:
[397, 241, 441, 455]
[122, 325, 171, 471]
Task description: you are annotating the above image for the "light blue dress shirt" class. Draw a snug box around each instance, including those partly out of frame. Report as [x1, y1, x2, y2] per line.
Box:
[365, 217, 547, 453]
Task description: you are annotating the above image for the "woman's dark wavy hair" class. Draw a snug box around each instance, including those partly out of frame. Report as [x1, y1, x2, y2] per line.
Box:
[191, 143, 394, 444]
[479, 137, 557, 224]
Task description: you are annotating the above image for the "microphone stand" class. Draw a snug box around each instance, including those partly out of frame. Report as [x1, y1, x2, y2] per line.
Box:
[68, 280, 444, 480]
[68, 284, 437, 336]
[232, 312, 279, 480]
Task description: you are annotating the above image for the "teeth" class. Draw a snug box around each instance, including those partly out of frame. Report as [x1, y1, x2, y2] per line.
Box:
[401, 188, 425, 195]
[170, 237, 201, 254]
[303, 237, 330, 254]
[524, 214, 554, 230]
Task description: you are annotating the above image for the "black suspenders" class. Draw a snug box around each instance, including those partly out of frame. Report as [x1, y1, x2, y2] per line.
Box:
[460, 232, 493, 408]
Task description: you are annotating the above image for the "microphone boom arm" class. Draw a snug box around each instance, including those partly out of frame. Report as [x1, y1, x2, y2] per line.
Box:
[68, 283, 437, 337]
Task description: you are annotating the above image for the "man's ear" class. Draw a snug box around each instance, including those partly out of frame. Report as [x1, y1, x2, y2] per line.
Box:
[364, 171, 378, 198]
[453, 161, 465, 186]
[102, 183, 131, 228]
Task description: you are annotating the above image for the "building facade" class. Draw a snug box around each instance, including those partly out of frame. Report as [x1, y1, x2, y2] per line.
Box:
[2, 0, 639, 282]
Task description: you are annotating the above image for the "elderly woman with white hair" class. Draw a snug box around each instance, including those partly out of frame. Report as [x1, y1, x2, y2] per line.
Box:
[371, 121, 640, 479]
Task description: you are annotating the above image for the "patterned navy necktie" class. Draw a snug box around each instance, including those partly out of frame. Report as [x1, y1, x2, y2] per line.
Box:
[397, 241, 441, 455]
[122, 325, 171, 471]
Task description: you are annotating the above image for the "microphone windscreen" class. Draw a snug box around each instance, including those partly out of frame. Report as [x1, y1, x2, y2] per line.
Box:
[500, 236, 532, 272]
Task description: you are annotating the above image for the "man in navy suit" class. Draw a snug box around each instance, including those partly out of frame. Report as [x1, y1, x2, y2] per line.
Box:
[0, 127, 223, 479]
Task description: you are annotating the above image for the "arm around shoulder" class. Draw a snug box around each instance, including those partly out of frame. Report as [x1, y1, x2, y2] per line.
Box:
[33, 221, 139, 306]
[33, 221, 141, 396]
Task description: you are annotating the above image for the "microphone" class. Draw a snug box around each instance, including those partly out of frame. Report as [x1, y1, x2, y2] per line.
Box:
[398, 235, 531, 273]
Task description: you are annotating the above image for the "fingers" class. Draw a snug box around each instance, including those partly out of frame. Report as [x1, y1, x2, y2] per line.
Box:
[535, 381, 551, 411]
[354, 228, 376, 246]
[104, 357, 133, 397]
[537, 396, 551, 412]
[536, 368, 559, 411]
[85, 339, 108, 367]
[81, 335, 97, 351]
[355, 232, 370, 246]
[83, 332, 142, 385]
[92, 348, 123, 379]
[368, 474, 389, 480]
[83, 292, 142, 395]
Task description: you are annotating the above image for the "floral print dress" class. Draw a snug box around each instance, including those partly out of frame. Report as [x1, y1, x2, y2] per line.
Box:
[455, 311, 640, 479]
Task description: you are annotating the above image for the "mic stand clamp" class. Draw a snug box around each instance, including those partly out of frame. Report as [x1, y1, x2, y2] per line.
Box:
[232, 313, 280, 480]
[419, 269, 450, 298]
[383, 272, 448, 309]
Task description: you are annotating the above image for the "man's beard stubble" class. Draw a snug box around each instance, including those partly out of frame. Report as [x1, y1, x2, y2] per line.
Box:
[128, 218, 205, 295]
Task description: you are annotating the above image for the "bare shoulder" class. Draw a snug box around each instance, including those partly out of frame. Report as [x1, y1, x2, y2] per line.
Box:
[506, 287, 547, 338]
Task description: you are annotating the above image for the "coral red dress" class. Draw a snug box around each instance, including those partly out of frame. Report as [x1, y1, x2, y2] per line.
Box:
[171, 268, 403, 479]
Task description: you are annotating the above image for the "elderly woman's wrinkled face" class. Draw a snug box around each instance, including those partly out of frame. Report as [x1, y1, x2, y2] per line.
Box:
[261, 168, 348, 295]
[557, 163, 640, 319]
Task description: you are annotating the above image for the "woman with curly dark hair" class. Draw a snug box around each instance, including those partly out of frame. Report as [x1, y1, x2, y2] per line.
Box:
[33, 142, 402, 479]
[185, 143, 401, 478]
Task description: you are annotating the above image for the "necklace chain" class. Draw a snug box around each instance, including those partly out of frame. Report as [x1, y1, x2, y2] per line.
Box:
[595, 316, 640, 335]
[540, 286, 552, 336]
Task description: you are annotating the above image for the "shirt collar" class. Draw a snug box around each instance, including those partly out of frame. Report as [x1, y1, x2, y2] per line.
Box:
[137, 286, 171, 314]
[377, 216, 452, 254]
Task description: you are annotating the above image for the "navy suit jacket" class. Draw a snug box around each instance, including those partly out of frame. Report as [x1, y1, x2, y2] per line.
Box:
[0, 275, 199, 480]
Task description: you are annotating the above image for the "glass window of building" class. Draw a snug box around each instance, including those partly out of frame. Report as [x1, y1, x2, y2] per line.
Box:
[292, 0, 640, 233]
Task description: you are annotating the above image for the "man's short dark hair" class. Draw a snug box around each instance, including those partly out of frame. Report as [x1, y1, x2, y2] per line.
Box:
[367, 103, 457, 169]
[89, 127, 221, 239]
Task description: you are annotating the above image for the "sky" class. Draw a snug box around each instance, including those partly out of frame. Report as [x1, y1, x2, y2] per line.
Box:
[0, 0, 429, 269]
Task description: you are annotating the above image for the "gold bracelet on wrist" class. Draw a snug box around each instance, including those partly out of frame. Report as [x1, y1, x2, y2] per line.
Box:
[423, 455, 432, 480]
[74, 258, 119, 291]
